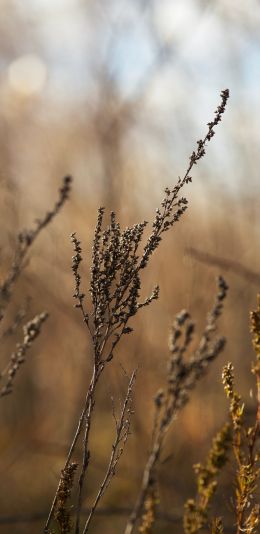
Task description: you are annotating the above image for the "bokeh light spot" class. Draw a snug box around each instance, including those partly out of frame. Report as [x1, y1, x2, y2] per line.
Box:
[8, 54, 47, 96]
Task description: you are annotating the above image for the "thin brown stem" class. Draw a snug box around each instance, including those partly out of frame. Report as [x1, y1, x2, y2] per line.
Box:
[83, 369, 137, 533]
[44, 377, 95, 532]
[74, 366, 99, 534]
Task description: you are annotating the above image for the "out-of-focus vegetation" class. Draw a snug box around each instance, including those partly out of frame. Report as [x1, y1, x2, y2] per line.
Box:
[0, 1, 259, 532]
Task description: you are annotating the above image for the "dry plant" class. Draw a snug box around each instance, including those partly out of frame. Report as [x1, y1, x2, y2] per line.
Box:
[125, 276, 229, 534]
[183, 423, 232, 533]
[183, 296, 260, 534]
[222, 298, 260, 533]
[0, 311, 48, 397]
[0, 176, 72, 396]
[42, 89, 230, 533]
[55, 462, 78, 534]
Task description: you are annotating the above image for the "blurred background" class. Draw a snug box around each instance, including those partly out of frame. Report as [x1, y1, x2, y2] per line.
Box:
[0, 0, 260, 532]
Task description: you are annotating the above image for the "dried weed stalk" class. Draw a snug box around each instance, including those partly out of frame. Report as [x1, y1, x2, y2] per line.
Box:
[211, 518, 224, 533]
[183, 423, 231, 533]
[45, 89, 229, 533]
[0, 299, 30, 341]
[184, 294, 260, 534]
[125, 276, 228, 534]
[54, 462, 78, 534]
[221, 296, 260, 534]
[0, 176, 72, 398]
[0, 311, 48, 397]
[138, 486, 159, 534]
[0, 175, 72, 321]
